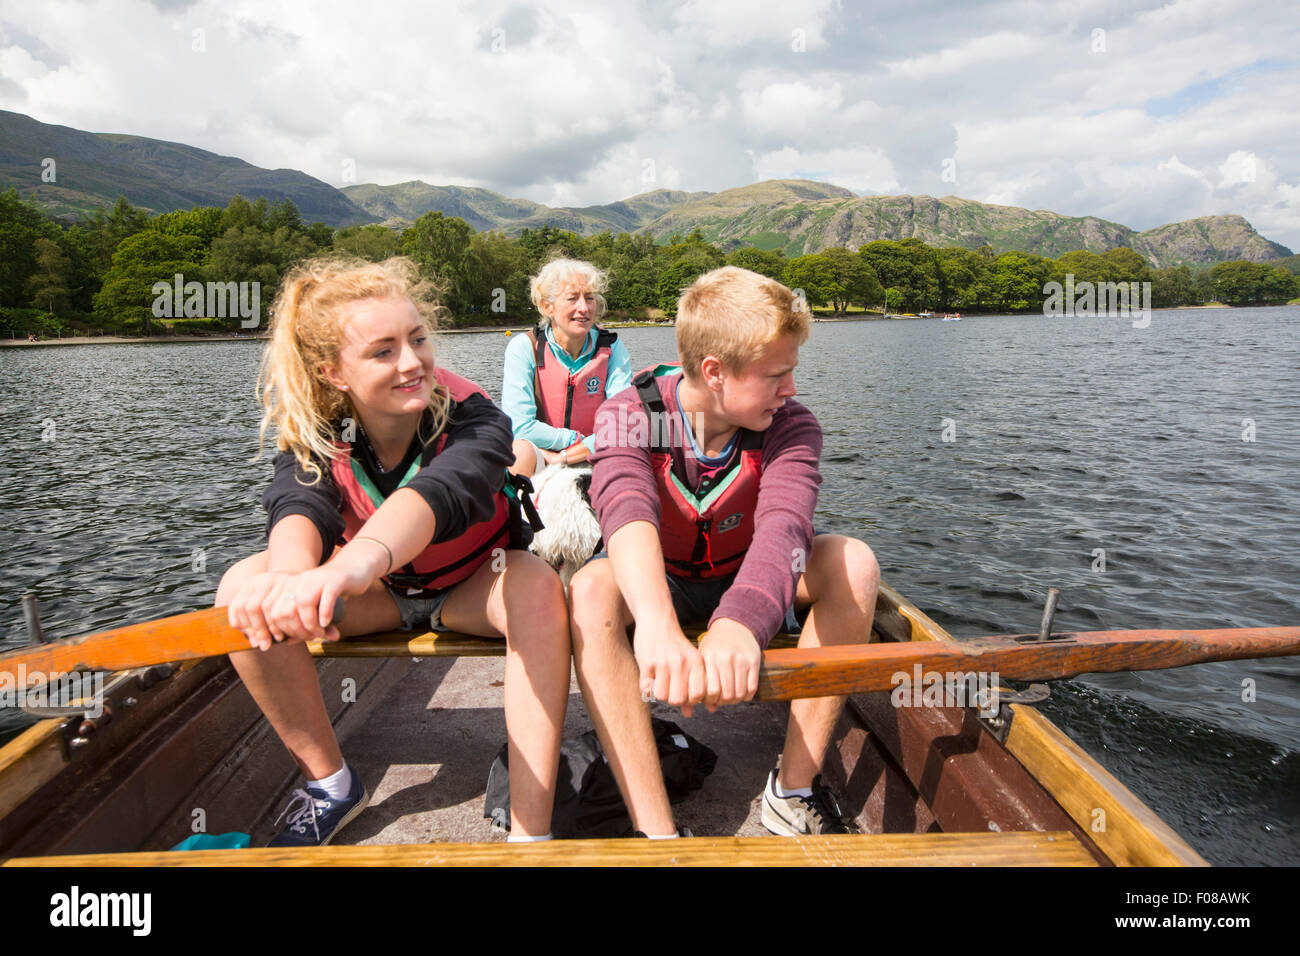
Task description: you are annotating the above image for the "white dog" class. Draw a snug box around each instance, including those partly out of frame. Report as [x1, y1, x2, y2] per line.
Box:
[527, 463, 602, 588]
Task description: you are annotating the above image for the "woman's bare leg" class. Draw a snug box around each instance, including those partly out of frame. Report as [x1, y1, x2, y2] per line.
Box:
[439, 550, 570, 837]
[217, 551, 401, 780]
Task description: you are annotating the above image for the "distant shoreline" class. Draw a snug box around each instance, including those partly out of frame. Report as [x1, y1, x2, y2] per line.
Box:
[3, 302, 1285, 348]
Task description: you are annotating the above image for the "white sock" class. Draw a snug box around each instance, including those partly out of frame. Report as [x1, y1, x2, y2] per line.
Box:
[773, 776, 813, 799]
[307, 764, 352, 800]
[645, 832, 680, 840]
[507, 833, 553, 843]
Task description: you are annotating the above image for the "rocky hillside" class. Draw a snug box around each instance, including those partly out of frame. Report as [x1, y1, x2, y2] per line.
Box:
[346, 178, 1288, 265]
[3, 110, 1288, 265]
[1131, 215, 1292, 267]
[0, 110, 374, 226]
[342, 181, 710, 234]
[637, 190, 1291, 265]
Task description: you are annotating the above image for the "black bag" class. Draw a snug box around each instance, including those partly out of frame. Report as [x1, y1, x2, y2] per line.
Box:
[484, 719, 717, 838]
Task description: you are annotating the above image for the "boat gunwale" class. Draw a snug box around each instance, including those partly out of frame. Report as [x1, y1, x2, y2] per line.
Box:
[877, 582, 1207, 867]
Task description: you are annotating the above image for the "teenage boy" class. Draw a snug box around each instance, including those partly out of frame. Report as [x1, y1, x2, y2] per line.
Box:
[570, 266, 880, 838]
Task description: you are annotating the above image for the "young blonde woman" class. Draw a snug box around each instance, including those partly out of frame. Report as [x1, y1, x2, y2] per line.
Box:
[503, 258, 633, 476]
[216, 256, 569, 846]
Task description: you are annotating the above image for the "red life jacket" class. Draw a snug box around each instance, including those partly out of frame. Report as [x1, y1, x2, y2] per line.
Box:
[329, 368, 511, 595]
[528, 324, 619, 436]
[634, 366, 763, 579]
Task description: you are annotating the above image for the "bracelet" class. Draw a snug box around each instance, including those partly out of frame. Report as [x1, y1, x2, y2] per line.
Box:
[353, 536, 393, 574]
[560, 449, 568, 466]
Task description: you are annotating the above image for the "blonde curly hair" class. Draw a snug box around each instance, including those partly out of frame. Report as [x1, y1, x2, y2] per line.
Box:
[257, 256, 450, 484]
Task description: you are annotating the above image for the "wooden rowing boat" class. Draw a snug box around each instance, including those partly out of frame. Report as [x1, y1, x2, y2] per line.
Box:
[0, 582, 1214, 866]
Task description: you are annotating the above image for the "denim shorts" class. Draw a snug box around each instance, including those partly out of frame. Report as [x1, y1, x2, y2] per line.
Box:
[384, 582, 455, 632]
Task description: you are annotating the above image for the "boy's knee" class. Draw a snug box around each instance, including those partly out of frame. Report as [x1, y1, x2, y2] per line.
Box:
[843, 538, 880, 593]
[572, 564, 626, 639]
[808, 534, 878, 604]
[568, 561, 619, 623]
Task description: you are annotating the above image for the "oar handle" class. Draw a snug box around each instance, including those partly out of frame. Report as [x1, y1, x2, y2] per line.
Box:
[0, 599, 347, 689]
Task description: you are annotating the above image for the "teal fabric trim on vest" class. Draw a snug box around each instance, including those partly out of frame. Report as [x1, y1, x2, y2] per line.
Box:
[348, 455, 421, 511]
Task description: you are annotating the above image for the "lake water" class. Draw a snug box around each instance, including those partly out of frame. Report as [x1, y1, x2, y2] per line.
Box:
[1, 306, 1297, 864]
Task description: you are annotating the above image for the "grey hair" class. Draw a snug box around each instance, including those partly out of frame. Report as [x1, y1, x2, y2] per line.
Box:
[529, 258, 609, 326]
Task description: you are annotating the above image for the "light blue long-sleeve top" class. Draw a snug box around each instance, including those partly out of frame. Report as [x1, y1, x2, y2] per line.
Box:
[502, 326, 634, 453]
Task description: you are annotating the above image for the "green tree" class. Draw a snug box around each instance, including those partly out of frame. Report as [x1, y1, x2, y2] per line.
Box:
[208, 225, 316, 326]
[1209, 261, 1297, 305]
[607, 257, 658, 311]
[305, 222, 335, 250]
[401, 212, 475, 319]
[822, 247, 882, 313]
[654, 231, 725, 315]
[858, 239, 938, 311]
[1151, 265, 1197, 307]
[220, 195, 265, 233]
[0, 189, 59, 307]
[466, 230, 532, 319]
[55, 226, 104, 313]
[26, 237, 73, 314]
[334, 224, 401, 262]
[782, 254, 837, 309]
[266, 198, 304, 234]
[151, 206, 225, 246]
[726, 246, 787, 278]
[656, 260, 709, 316]
[1051, 250, 1110, 287]
[93, 232, 206, 334]
[991, 251, 1052, 312]
[517, 225, 584, 267]
[1099, 247, 1152, 285]
[936, 246, 991, 311]
[85, 197, 149, 269]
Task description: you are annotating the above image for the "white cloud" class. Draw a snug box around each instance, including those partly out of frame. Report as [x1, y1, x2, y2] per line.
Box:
[750, 145, 899, 195]
[0, 0, 1296, 248]
[886, 31, 1041, 80]
[739, 80, 843, 134]
[671, 0, 839, 49]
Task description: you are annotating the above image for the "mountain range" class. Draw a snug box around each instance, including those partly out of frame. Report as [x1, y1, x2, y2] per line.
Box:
[2, 110, 1290, 266]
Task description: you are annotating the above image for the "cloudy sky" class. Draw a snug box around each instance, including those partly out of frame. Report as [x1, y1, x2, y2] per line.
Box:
[2, 0, 1297, 248]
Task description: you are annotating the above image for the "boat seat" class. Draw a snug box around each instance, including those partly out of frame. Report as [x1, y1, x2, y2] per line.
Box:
[306, 627, 801, 658]
[4, 831, 1099, 867]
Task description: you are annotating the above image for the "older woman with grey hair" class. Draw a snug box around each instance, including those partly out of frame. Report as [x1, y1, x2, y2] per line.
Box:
[503, 258, 633, 476]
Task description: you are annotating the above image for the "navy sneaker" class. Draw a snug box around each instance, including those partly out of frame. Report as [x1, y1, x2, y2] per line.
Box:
[267, 766, 369, 847]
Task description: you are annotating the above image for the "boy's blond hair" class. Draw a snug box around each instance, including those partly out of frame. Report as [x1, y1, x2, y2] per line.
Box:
[675, 266, 809, 379]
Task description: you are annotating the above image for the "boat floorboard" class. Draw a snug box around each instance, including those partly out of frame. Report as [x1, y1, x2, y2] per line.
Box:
[260, 655, 793, 846]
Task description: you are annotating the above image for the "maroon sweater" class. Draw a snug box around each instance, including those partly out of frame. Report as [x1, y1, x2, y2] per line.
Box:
[590, 370, 822, 647]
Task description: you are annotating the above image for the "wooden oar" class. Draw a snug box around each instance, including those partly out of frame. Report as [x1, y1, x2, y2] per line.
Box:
[0, 607, 257, 683]
[1, 606, 1297, 702]
[757, 627, 1300, 700]
[0, 601, 342, 690]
